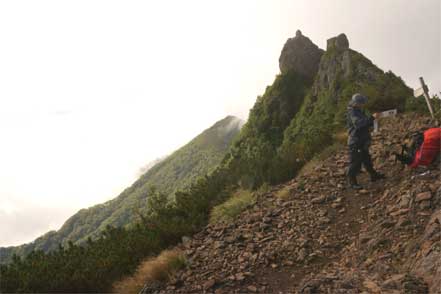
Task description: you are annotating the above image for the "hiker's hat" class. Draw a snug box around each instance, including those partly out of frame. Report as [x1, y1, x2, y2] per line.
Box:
[351, 93, 368, 106]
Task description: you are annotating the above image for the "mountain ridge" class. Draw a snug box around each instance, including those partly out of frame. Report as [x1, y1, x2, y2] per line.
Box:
[0, 115, 243, 263]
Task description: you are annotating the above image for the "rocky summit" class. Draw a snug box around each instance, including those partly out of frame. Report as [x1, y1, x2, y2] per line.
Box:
[279, 30, 324, 78]
[142, 113, 440, 294]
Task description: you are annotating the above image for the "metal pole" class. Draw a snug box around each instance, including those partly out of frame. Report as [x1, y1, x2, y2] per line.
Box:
[419, 77, 435, 119]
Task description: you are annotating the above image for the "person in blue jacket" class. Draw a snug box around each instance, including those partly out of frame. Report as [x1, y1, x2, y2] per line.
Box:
[347, 93, 385, 189]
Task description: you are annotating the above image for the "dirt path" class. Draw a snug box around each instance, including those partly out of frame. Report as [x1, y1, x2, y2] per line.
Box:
[257, 159, 390, 293]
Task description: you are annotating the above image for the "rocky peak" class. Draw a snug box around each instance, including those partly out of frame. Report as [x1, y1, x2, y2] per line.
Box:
[326, 33, 349, 51]
[279, 30, 324, 78]
[312, 33, 383, 101]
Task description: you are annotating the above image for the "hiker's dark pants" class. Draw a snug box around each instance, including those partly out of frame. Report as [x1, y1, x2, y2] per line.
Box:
[347, 145, 376, 178]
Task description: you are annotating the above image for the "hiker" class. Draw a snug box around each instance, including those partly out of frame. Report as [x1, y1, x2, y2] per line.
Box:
[395, 128, 441, 168]
[346, 93, 385, 189]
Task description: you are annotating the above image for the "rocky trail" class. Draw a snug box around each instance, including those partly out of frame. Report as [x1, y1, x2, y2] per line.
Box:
[142, 114, 440, 294]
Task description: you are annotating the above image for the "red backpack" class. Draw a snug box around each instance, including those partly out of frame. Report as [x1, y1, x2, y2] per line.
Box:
[409, 128, 440, 168]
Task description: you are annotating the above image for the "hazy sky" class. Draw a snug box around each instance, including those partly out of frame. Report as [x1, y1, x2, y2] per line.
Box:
[0, 0, 439, 247]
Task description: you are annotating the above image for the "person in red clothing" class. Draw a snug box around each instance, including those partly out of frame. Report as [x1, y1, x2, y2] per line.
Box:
[395, 128, 441, 168]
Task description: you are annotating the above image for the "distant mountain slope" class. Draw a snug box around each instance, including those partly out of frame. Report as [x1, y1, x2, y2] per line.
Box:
[0, 115, 243, 263]
[137, 156, 167, 176]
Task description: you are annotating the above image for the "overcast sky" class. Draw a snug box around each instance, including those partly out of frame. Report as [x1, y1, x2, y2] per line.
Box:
[0, 0, 439, 247]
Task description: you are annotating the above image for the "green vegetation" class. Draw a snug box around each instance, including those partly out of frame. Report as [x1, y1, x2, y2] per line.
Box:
[0, 224, 165, 292]
[405, 95, 441, 117]
[210, 189, 255, 224]
[0, 178, 229, 293]
[223, 71, 313, 187]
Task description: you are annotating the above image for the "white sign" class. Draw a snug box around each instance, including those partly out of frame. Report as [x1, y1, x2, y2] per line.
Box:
[378, 109, 397, 118]
[374, 109, 397, 132]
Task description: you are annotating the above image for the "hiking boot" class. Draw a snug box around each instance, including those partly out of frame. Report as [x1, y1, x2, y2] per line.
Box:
[370, 172, 386, 182]
[348, 176, 362, 190]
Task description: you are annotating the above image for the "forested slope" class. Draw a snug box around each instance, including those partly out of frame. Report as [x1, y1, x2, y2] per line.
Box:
[0, 115, 243, 263]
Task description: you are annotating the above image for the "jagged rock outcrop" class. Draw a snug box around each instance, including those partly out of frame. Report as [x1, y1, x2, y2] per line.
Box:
[326, 33, 349, 51]
[279, 30, 324, 78]
[314, 33, 352, 99]
[142, 114, 440, 294]
[312, 33, 387, 101]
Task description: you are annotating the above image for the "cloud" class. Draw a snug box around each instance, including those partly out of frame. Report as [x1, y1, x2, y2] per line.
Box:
[0, 202, 73, 247]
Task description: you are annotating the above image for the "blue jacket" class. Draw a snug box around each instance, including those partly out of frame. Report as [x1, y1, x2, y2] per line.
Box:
[346, 106, 374, 148]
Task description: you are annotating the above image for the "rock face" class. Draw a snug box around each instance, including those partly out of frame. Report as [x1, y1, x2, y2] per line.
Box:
[279, 30, 324, 78]
[313, 33, 379, 101]
[326, 33, 349, 51]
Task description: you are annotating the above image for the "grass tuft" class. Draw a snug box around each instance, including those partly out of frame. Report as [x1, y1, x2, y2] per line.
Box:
[112, 249, 186, 294]
[275, 186, 292, 200]
[209, 189, 255, 224]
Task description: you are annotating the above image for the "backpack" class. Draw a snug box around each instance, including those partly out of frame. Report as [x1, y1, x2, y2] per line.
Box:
[396, 128, 441, 167]
[395, 131, 424, 165]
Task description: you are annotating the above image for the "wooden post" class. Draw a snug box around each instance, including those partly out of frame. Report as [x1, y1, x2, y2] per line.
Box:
[419, 77, 435, 119]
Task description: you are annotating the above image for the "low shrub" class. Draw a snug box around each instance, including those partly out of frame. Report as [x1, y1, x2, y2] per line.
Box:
[209, 189, 255, 224]
[405, 96, 441, 117]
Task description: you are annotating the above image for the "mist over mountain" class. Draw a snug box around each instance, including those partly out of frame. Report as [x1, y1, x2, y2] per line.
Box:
[137, 157, 168, 177]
